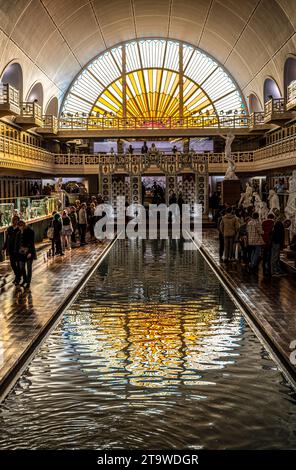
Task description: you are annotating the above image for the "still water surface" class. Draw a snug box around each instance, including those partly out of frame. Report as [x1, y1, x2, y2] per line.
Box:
[0, 239, 296, 449]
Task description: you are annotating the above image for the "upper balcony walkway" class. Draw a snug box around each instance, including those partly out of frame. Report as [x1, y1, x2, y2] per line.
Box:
[56, 114, 252, 138]
[1, 131, 296, 175]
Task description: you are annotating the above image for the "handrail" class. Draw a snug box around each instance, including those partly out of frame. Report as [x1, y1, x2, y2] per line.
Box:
[0, 83, 20, 106]
[0, 135, 53, 163]
[41, 115, 58, 132]
[20, 101, 42, 120]
[58, 114, 250, 130]
[249, 112, 265, 126]
[287, 80, 296, 103]
[53, 151, 254, 166]
[254, 133, 296, 160]
[264, 97, 286, 115]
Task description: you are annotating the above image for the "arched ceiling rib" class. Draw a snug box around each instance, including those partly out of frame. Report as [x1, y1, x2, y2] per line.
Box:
[0, 0, 295, 102]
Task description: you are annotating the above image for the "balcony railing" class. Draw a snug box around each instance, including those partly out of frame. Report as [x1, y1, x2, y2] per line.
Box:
[0, 135, 53, 170]
[58, 114, 250, 131]
[20, 101, 42, 121]
[249, 112, 265, 127]
[0, 83, 19, 106]
[53, 151, 254, 168]
[0, 83, 20, 114]
[39, 115, 58, 134]
[254, 133, 296, 161]
[264, 98, 287, 122]
[287, 80, 296, 110]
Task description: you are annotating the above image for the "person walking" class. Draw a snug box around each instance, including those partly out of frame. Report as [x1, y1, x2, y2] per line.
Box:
[217, 209, 226, 260]
[247, 212, 265, 271]
[52, 213, 64, 256]
[61, 210, 73, 251]
[16, 220, 36, 289]
[78, 203, 87, 246]
[219, 207, 240, 261]
[2, 215, 20, 284]
[262, 213, 275, 276]
[69, 206, 78, 246]
[87, 202, 96, 241]
[270, 216, 286, 276]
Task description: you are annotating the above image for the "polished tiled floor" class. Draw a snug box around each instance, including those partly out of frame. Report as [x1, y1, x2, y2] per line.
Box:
[201, 229, 296, 376]
[0, 239, 111, 392]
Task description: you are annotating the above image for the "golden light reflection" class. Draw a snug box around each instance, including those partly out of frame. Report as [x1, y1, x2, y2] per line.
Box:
[67, 299, 241, 390]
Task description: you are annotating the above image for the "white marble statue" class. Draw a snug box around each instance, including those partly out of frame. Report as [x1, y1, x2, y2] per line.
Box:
[54, 177, 63, 193]
[253, 192, 262, 213]
[259, 201, 269, 221]
[245, 182, 253, 206]
[220, 132, 239, 180]
[285, 170, 296, 236]
[268, 189, 280, 211]
[238, 182, 253, 208]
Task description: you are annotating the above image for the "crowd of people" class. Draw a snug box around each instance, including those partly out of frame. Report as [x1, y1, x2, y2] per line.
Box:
[1, 194, 106, 290]
[216, 203, 294, 277]
[1, 216, 36, 289]
[47, 195, 105, 257]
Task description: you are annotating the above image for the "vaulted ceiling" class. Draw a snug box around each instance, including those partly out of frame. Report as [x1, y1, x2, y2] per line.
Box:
[0, 0, 295, 105]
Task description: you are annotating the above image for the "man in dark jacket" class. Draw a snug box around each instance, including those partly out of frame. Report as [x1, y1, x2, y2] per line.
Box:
[16, 220, 36, 289]
[270, 216, 286, 276]
[1, 215, 20, 284]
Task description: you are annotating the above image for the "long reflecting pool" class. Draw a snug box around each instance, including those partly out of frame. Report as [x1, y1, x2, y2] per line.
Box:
[0, 238, 296, 449]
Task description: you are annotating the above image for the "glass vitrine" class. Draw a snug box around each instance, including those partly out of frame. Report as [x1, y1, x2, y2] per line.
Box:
[0, 203, 14, 228]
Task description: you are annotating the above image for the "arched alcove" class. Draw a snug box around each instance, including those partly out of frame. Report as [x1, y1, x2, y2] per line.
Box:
[26, 82, 44, 109]
[284, 57, 296, 99]
[249, 93, 262, 112]
[264, 78, 281, 102]
[1, 62, 23, 100]
[45, 96, 58, 116]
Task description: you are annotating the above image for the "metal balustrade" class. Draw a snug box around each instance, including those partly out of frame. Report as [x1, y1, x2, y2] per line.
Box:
[287, 80, 296, 110]
[1, 129, 296, 173]
[249, 112, 265, 127]
[0, 135, 53, 170]
[254, 133, 296, 160]
[264, 98, 287, 123]
[20, 101, 42, 120]
[0, 83, 19, 106]
[53, 151, 254, 167]
[0, 83, 20, 115]
[39, 115, 58, 134]
[58, 114, 249, 131]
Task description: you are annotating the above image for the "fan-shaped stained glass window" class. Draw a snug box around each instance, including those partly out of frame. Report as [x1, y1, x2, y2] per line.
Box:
[61, 39, 246, 123]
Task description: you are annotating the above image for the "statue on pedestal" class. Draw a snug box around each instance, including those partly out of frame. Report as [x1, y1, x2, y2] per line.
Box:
[238, 182, 253, 208]
[54, 177, 63, 193]
[268, 189, 280, 211]
[285, 170, 296, 236]
[253, 192, 262, 213]
[220, 132, 239, 180]
[259, 201, 269, 221]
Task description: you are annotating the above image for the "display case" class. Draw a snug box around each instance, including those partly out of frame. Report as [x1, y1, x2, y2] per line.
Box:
[0, 203, 15, 228]
[0, 196, 58, 229]
[30, 198, 47, 219]
[17, 197, 31, 220]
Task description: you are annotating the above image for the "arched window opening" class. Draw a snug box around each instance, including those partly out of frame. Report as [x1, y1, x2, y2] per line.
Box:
[45, 96, 58, 116]
[61, 39, 246, 126]
[264, 78, 281, 103]
[1, 62, 23, 100]
[26, 82, 44, 110]
[249, 93, 262, 113]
